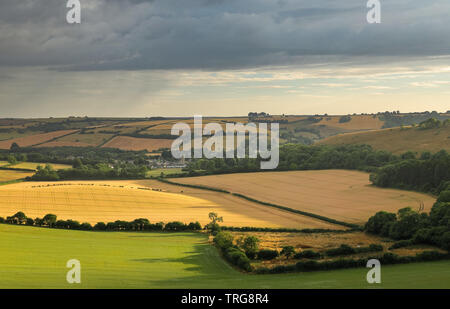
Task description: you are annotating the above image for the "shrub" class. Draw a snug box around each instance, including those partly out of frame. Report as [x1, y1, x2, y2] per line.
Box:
[224, 247, 252, 272]
[213, 231, 234, 250]
[355, 244, 383, 253]
[325, 244, 356, 256]
[389, 239, 414, 250]
[94, 222, 107, 230]
[415, 250, 448, 261]
[365, 211, 397, 235]
[237, 236, 260, 259]
[280, 246, 296, 258]
[80, 222, 93, 231]
[294, 250, 321, 260]
[258, 249, 279, 260]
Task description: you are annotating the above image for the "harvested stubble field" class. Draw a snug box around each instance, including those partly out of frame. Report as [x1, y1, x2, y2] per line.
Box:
[228, 230, 445, 269]
[319, 125, 450, 154]
[0, 180, 342, 229]
[101, 136, 173, 152]
[38, 132, 115, 147]
[229, 231, 384, 252]
[0, 130, 78, 149]
[314, 115, 384, 131]
[171, 170, 436, 224]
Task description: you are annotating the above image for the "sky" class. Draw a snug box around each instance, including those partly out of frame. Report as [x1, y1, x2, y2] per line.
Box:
[0, 0, 449, 118]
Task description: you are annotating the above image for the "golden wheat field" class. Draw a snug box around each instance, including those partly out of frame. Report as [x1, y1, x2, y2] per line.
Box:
[171, 170, 436, 224]
[8, 162, 72, 170]
[0, 179, 343, 229]
[0, 170, 34, 182]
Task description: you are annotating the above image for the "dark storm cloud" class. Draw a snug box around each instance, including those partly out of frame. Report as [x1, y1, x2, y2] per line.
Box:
[0, 0, 449, 71]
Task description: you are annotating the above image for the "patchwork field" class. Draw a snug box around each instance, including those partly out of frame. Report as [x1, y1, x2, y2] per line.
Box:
[0, 224, 449, 288]
[0, 130, 78, 149]
[0, 180, 341, 229]
[319, 125, 450, 154]
[171, 170, 436, 224]
[101, 136, 173, 152]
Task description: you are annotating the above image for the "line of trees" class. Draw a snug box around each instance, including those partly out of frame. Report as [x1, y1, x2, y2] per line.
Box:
[369, 150, 449, 194]
[184, 144, 400, 175]
[29, 162, 148, 181]
[0, 211, 202, 232]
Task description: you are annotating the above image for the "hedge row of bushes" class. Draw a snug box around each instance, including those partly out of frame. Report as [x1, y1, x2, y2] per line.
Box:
[220, 226, 356, 234]
[0, 211, 202, 232]
[157, 178, 230, 193]
[213, 232, 252, 272]
[325, 244, 383, 257]
[255, 251, 449, 274]
[294, 250, 322, 260]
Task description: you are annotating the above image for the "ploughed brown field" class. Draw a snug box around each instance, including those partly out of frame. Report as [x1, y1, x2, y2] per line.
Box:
[171, 170, 436, 224]
[0, 180, 343, 229]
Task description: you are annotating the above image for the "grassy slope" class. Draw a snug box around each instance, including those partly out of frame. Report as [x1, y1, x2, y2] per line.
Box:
[0, 224, 449, 289]
[318, 125, 450, 154]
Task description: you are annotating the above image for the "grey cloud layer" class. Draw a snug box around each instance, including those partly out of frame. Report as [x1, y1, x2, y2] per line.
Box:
[1, 0, 450, 70]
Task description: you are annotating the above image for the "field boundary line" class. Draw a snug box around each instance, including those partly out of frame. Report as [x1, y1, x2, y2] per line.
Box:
[29, 130, 81, 147]
[157, 178, 360, 229]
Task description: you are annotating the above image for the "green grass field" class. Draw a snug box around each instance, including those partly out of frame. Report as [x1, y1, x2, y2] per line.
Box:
[147, 168, 185, 177]
[0, 224, 449, 289]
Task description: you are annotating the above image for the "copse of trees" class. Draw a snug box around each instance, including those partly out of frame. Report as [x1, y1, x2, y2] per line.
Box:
[0, 146, 149, 167]
[185, 144, 399, 176]
[365, 187, 450, 250]
[369, 150, 450, 194]
[29, 162, 148, 181]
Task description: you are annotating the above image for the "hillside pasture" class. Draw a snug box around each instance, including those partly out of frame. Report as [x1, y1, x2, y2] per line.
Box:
[318, 125, 450, 154]
[38, 132, 115, 147]
[315, 115, 384, 131]
[0, 180, 342, 229]
[0, 130, 78, 149]
[171, 170, 436, 224]
[0, 224, 449, 288]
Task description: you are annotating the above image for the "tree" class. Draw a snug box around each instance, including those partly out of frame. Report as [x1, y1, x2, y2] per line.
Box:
[10, 142, 20, 152]
[280, 246, 296, 258]
[213, 231, 234, 249]
[237, 236, 260, 259]
[72, 158, 83, 168]
[12, 211, 27, 224]
[7, 155, 17, 165]
[207, 212, 223, 234]
[43, 214, 57, 227]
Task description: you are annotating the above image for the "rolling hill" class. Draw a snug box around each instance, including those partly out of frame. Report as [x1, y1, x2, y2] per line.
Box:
[318, 124, 450, 154]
